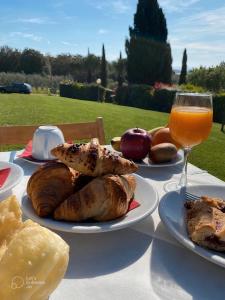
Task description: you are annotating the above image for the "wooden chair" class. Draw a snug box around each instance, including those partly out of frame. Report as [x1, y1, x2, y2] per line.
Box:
[0, 117, 106, 145]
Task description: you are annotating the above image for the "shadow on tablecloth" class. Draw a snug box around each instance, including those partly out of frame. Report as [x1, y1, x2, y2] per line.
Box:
[150, 222, 225, 300]
[54, 216, 154, 279]
[137, 164, 182, 182]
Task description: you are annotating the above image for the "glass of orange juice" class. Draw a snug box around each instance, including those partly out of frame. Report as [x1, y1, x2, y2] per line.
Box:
[164, 92, 213, 191]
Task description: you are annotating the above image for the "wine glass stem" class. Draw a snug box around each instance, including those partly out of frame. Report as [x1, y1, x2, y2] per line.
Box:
[178, 147, 192, 188]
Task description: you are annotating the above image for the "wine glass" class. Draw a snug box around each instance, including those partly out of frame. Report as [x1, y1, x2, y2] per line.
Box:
[164, 92, 213, 192]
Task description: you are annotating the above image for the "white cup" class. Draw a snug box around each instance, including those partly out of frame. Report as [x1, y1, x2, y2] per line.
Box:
[32, 126, 65, 160]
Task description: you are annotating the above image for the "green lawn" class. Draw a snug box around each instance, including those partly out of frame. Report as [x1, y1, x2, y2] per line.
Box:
[0, 93, 224, 181]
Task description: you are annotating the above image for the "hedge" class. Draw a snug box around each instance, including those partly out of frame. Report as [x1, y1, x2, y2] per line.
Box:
[59, 82, 225, 124]
[59, 82, 114, 102]
[115, 85, 175, 113]
[115, 85, 225, 124]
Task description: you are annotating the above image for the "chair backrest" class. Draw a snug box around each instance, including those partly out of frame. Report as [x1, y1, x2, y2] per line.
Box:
[0, 117, 106, 145]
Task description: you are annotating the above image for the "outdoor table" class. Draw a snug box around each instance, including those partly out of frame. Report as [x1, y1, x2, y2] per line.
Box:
[1, 150, 225, 300]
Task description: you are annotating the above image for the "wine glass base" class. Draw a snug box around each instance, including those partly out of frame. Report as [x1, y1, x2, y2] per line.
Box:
[164, 181, 181, 192]
[164, 181, 194, 192]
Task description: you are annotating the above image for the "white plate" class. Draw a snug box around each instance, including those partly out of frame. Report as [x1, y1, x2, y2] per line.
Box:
[108, 145, 183, 168]
[0, 161, 24, 195]
[159, 184, 225, 268]
[136, 149, 184, 168]
[21, 174, 158, 233]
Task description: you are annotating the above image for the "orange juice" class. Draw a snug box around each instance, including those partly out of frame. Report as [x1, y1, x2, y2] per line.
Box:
[169, 106, 213, 147]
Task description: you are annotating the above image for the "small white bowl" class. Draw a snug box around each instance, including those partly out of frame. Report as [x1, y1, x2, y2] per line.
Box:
[32, 126, 65, 160]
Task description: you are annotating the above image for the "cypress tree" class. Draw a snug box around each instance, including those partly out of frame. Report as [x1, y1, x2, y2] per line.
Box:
[100, 44, 107, 87]
[87, 48, 92, 83]
[179, 48, 187, 85]
[130, 0, 167, 42]
[117, 51, 124, 88]
[126, 0, 172, 85]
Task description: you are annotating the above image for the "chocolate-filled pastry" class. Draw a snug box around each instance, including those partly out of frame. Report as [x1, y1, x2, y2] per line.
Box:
[51, 138, 138, 177]
[27, 162, 79, 217]
[54, 174, 136, 222]
[185, 196, 225, 252]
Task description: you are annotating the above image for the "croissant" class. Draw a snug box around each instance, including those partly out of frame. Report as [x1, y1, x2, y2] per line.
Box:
[51, 138, 138, 177]
[54, 174, 136, 222]
[27, 162, 79, 217]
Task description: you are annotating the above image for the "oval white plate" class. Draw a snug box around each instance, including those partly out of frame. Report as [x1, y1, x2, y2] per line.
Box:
[0, 161, 24, 195]
[136, 149, 184, 168]
[107, 145, 183, 168]
[22, 174, 158, 233]
[159, 184, 225, 268]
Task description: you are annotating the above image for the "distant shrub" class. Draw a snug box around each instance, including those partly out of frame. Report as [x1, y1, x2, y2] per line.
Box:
[59, 82, 113, 102]
[115, 85, 174, 112]
[180, 83, 206, 93]
[188, 63, 225, 92]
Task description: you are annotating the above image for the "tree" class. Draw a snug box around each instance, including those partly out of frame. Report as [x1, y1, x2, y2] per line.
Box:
[0, 46, 21, 72]
[126, 0, 172, 85]
[116, 52, 126, 87]
[84, 49, 101, 83]
[86, 48, 92, 83]
[20, 48, 45, 74]
[130, 0, 167, 42]
[100, 44, 107, 87]
[179, 49, 187, 85]
[188, 63, 225, 92]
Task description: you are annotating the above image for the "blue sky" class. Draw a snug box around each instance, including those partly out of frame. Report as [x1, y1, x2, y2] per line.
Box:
[0, 0, 225, 69]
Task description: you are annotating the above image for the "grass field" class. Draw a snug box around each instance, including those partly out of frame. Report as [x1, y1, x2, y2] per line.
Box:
[0, 93, 224, 181]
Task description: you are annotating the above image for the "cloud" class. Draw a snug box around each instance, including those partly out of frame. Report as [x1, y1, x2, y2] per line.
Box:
[171, 38, 225, 54]
[14, 17, 57, 25]
[90, 0, 131, 14]
[158, 0, 200, 13]
[169, 4, 225, 67]
[111, 0, 130, 14]
[10, 32, 43, 42]
[61, 41, 77, 46]
[98, 29, 109, 35]
[170, 5, 225, 41]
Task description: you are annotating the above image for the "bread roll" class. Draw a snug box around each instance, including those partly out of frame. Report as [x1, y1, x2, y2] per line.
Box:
[0, 196, 69, 300]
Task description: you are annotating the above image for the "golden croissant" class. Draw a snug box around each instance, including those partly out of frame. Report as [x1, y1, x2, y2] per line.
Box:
[51, 138, 138, 177]
[0, 196, 69, 300]
[54, 174, 136, 222]
[27, 162, 79, 217]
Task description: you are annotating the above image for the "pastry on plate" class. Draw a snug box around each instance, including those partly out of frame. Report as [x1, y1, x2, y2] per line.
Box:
[54, 174, 136, 222]
[51, 138, 138, 177]
[27, 162, 79, 217]
[0, 196, 69, 300]
[185, 196, 225, 251]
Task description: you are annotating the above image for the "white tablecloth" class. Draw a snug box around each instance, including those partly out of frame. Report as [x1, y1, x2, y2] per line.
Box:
[2, 151, 225, 300]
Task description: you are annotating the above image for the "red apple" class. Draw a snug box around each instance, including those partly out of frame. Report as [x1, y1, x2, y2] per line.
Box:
[120, 128, 152, 160]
